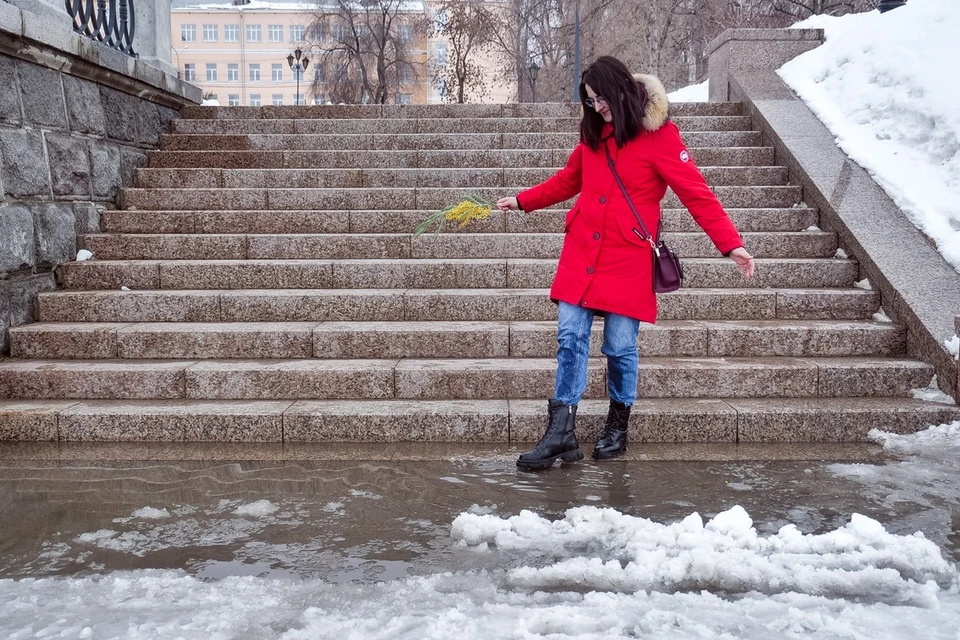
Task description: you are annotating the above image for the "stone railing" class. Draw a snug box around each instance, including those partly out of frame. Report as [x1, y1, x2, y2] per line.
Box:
[0, 1, 200, 354]
[707, 28, 960, 401]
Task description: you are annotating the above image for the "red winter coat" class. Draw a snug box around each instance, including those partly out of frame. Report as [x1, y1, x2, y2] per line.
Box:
[516, 75, 744, 324]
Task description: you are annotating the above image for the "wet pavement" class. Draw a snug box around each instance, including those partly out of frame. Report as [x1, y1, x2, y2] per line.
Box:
[1, 439, 958, 639]
[0, 441, 955, 580]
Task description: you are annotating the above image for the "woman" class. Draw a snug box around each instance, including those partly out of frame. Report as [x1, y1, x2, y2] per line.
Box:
[497, 56, 755, 471]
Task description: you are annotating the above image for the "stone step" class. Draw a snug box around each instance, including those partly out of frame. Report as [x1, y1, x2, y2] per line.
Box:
[101, 207, 819, 235]
[37, 288, 880, 323]
[134, 166, 789, 189]
[177, 102, 743, 121]
[146, 147, 775, 169]
[82, 231, 836, 261]
[3, 397, 956, 443]
[9, 320, 905, 360]
[120, 185, 803, 211]
[0, 357, 932, 401]
[58, 258, 857, 291]
[171, 115, 755, 135]
[158, 131, 764, 151]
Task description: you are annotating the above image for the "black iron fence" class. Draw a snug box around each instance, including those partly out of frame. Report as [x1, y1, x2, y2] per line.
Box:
[64, 0, 136, 56]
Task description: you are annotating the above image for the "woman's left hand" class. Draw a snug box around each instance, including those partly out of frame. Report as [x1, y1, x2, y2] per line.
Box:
[729, 247, 755, 278]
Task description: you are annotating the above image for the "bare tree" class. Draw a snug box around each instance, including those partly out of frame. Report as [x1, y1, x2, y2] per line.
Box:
[431, 0, 499, 103]
[762, 0, 874, 18]
[308, 0, 429, 104]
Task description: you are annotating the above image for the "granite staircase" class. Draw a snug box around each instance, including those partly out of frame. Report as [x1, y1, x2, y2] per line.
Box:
[2, 103, 957, 444]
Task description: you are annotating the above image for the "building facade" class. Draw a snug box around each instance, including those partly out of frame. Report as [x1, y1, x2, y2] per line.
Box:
[171, 0, 515, 106]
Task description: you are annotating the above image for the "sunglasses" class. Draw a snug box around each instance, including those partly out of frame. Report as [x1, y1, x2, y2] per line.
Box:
[584, 96, 608, 109]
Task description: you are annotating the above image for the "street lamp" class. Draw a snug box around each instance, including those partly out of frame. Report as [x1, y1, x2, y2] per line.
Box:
[878, 0, 906, 11]
[528, 62, 540, 104]
[173, 44, 188, 79]
[287, 47, 310, 105]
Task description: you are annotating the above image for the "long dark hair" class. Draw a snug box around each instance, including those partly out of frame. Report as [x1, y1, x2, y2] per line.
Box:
[579, 56, 648, 151]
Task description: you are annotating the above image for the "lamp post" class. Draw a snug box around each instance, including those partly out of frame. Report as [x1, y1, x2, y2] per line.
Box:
[528, 62, 540, 104]
[878, 0, 906, 11]
[173, 45, 188, 80]
[287, 47, 310, 105]
[572, 0, 581, 102]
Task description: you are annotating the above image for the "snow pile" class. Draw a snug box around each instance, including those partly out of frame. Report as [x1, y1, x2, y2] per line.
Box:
[867, 420, 960, 457]
[5, 504, 960, 639]
[451, 505, 954, 607]
[75, 249, 93, 261]
[667, 80, 709, 103]
[779, 0, 960, 271]
[946, 334, 959, 359]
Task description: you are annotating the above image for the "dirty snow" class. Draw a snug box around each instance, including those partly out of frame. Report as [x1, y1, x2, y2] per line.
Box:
[3, 502, 959, 639]
[854, 277, 871, 290]
[780, 0, 960, 272]
[910, 376, 957, 404]
[872, 309, 892, 323]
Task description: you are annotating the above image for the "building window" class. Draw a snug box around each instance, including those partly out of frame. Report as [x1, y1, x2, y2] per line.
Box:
[271, 63, 283, 82]
[398, 66, 411, 85]
[227, 63, 239, 82]
[268, 25, 284, 42]
[398, 26, 414, 43]
[228, 94, 240, 106]
[180, 24, 196, 42]
[293, 94, 304, 105]
[206, 63, 217, 82]
[435, 43, 448, 65]
[290, 24, 305, 42]
[249, 93, 262, 106]
[293, 66, 304, 82]
[396, 93, 412, 105]
[202, 24, 218, 42]
[272, 93, 283, 106]
[246, 24, 261, 42]
[224, 24, 239, 42]
[333, 24, 349, 41]
[311, 21, 327, 41]
[249, 63, 261, 82]
[312, 94, 325, 105]
[183, 63, 196, 81]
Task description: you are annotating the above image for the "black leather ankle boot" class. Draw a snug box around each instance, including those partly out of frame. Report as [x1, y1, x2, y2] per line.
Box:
[592, 400, 631, 460]
[517, 399, 583, 470]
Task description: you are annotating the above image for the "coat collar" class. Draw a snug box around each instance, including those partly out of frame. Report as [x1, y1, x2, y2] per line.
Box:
[598, 74, 669, 140]
[632, 73, 669, 132]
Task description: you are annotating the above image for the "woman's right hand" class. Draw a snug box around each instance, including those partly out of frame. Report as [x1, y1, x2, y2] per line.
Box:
[497, 197, 519, 211]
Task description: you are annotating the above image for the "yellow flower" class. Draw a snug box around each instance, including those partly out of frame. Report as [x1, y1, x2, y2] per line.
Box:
[413, 196, 496, 237]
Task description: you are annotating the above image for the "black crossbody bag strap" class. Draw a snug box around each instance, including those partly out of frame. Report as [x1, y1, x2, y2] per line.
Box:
[603, 143, 658, 252]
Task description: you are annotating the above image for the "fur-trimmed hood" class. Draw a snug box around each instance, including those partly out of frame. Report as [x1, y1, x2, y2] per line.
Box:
[632, 73, 669, 132]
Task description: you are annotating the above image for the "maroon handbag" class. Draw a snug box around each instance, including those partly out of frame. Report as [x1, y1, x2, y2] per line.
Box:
[604, 145, 684, 293]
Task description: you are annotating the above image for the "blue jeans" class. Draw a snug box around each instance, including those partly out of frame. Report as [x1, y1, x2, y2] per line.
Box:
[554, 301, 640, 406]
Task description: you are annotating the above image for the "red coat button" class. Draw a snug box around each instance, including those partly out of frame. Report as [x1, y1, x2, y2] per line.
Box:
[593, 232, 600, 240]
[587, 267, 594, 274]
[599, 197, 606, 204]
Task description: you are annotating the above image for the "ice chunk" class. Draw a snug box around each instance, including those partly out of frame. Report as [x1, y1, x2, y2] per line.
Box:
[854, 278, 871, 290]
[76, 249, 93, 261]
[233, 500, 279, 517]
[131, 507, 170, 520]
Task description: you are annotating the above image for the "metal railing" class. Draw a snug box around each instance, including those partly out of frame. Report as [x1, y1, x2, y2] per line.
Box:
[64, 0, 136, 56]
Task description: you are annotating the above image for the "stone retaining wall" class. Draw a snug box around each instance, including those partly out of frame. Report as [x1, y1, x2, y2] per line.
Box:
[0, 1, 199, 353]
